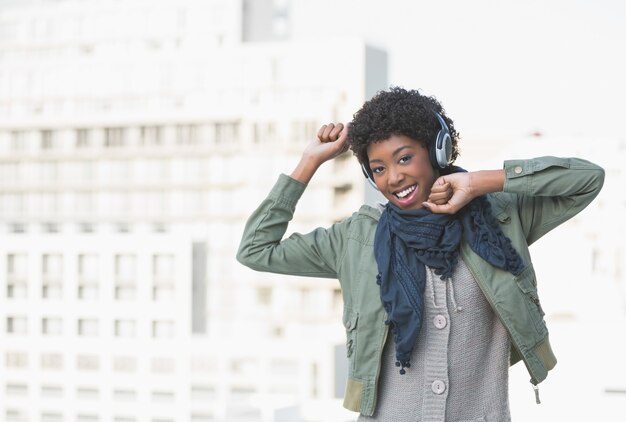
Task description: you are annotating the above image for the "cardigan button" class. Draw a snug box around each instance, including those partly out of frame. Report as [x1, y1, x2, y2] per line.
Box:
[514, 165, 523, 174]
[431, 380, 446, 395]
[433, 315, 447, 329]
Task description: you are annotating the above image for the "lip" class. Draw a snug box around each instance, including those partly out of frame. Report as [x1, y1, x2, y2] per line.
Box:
[392, 184, 419, 207]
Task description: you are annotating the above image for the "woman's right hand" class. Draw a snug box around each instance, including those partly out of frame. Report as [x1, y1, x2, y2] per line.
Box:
[291, 123, 349, 184]
[305, 122, 350, 164]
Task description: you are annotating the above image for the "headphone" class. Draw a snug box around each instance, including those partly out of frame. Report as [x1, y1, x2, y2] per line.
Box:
[361, 111, 452, 189]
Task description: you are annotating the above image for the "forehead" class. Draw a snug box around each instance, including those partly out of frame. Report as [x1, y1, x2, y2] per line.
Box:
[366, 134, 426, 160]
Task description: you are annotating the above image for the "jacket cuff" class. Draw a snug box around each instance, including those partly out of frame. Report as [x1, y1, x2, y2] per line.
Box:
[267, 174, 308, 207]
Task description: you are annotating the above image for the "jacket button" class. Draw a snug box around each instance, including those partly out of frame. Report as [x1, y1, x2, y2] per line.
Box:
[433, 315, 447, 329]
[514, 165, 523, 174]
[346, 320, 352, 329]
[431, 380, 446, 395]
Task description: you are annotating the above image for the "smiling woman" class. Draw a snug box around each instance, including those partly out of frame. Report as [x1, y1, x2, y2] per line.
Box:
[236, 87, 605, 421]
[366, 135, 436, 209]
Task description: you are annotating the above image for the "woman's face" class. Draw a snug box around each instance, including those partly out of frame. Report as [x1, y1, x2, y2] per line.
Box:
[366, 135, 438, 210]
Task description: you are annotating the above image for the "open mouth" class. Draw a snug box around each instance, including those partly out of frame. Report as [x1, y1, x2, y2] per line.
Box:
[394, 184, 417, 199]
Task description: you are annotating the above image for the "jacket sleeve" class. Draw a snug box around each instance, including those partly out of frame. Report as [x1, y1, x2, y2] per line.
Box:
[236, 174, 348, 278]
[502, 156, 605, 245]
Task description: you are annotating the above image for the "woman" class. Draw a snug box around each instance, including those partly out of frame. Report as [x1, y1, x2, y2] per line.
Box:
[237, 87, 604, 421]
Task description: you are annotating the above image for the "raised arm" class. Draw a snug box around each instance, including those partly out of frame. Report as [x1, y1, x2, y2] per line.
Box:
[236, 123, 351, 277]
[422, 157, 605, 244]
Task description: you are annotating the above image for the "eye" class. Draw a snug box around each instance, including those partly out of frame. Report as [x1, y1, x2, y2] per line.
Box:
[399, 155, 412, 164]
[371, 166, 384, 174]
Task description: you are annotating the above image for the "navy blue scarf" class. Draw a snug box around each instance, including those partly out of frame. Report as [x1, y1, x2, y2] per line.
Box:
[374, 174, 524, 374]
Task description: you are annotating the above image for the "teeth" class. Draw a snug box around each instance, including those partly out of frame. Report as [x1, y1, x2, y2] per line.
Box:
[395, 185, 416, 199]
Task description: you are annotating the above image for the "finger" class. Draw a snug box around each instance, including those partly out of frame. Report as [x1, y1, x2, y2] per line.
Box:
[321, 123, 336, 141]
[431, 197, 450, 206]
[328, 123, 344, 141]
[317, 125, 327, 141]
[428, 191, 451, 203]
[422, 201, 454, 214]
[429, 181, 451, 194]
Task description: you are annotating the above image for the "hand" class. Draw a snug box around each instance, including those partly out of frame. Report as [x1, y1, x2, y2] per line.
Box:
[291, 123, 349, 184]
[302, 123, 349, 165]
[422, 172, 475, 214]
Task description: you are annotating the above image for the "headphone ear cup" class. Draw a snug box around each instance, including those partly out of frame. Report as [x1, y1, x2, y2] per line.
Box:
[435, 132, 452, 168]
[432, 112, 452, 169]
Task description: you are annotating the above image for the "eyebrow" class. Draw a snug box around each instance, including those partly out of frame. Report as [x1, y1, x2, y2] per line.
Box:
[368, 145, 413, 164]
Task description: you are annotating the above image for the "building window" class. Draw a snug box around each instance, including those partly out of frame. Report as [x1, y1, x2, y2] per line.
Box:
[77, 319, 99, 336]
[78, 254, 99, 299]
[5, 352, 28, 369]
[41, 413, 63, 422]
[5, 383, 28, 396]
[104, 127, 125, 147]
[41, 385, 63, 397]
[76, 128, 91, 147]
[151, 357, 174, 374]
[76, 387, 99, 399]
[79, 222, 95, 233]
[141, 126, 163, 145]
[41, 130, 54, 150]
[6, 316, 27, 334]
[151, 391, 175, 403]
[112, 356, 137, 373]
[76, 354, 99, 371]
[41, 353, 63, 370]
[215, 122, 238, 144]
[153, 254, 175, 301]
[9, 223, 26, 233]
[190, 385, 216, 401]
[114, 418, 136, 422]
[42, 222, 60, 233]
[191, 356, 216, 374]
[7, 254, 28, 299]
[42, 254, 63, 299]
[153, 222, 168, 233]
[190, 414, 214, 422]
[41, 317, 62, 336]
[113, 389, 137, 401]
[152, 320, 175, 338]
[114, 320, 136, 338]
[115, 254, 137, 300]
[115, 222, 131, 233]
[291, 121, 318, 143]
[175, 124, 198, 144]
[6, 408, 28, 422]
[253, 122, 276, 144]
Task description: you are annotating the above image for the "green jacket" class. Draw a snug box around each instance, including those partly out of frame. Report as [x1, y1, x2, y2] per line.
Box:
[236, 157, 604, 416]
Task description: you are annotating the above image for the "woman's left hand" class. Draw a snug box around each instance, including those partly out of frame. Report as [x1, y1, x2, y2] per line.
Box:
[422, 172, 475, 214]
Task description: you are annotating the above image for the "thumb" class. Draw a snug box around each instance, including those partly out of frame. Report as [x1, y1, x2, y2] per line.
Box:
[422, 201, 452, 214]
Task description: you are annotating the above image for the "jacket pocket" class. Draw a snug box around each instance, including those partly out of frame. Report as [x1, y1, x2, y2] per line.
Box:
[342, 308, 359, 359]
[514, 265, 547, 335]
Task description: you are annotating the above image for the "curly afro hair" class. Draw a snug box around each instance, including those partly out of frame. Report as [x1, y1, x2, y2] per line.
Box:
[347, 87, 460, 168]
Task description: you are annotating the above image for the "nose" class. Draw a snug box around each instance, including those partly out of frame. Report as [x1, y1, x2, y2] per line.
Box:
[387, 165, 404, 187]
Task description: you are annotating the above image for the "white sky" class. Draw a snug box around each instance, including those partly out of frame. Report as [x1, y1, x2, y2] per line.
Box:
[292, 0, 626, 140]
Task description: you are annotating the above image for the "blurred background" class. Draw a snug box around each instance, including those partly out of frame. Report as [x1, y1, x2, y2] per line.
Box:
[0, 0, 624, 421]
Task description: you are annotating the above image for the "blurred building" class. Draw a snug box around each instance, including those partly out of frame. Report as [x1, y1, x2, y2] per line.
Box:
[0, 1, 387, 421]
